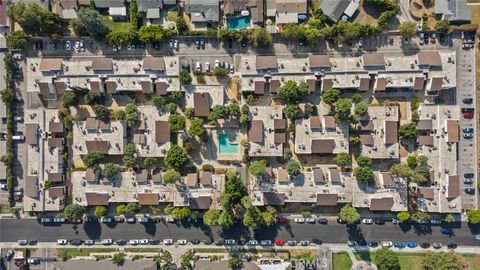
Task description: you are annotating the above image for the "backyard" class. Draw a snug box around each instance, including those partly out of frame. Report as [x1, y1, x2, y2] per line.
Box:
[104, 16, 131, 32]
[332, 252, 352, 270]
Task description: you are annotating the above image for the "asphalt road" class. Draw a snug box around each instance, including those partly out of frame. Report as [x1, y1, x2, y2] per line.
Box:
[1, 219, 479, 245]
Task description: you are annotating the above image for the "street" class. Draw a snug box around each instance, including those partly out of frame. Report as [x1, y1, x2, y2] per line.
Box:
[0, 219, 479, 246]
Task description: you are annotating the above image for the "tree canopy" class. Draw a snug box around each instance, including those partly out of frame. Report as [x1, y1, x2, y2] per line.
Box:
[334, 153, 350, 169]
[435, 20, 450, 34]
[188, 118, 207, 140]
[138, 25, 171, 43]
[82, 151, 104, 168]
[322, 89, 341, 105]
[355, 101, 368, 116]
[94, 206, 107, 218]
[63, 204, 86, 220]
[286, 161, 301, 176]
[338, 204, 360, 225]
[163, 169, 181, 184]
[143, 157, 158, 168]
[7, 3, 62, 37]
[70, 8, 109, 39]
[247, 28, 272, 48]
[422, 251, 466, 270]
[467, 209, 480, 224]
[61, 92, 78, 108]
[354, 166, 374, 182]
[7, 31, 29, 50]
[102, 163, 120, 179]
[283, 104, 301, 119]
[168, 114, 185, 132]
[334, 98, 352, 120]
[179, 70, 192, 85]
[374, 248, 400, 270]
[396, 211, 410, 221]
[398, 21, 417, 39]
[399, 123, 417, 139]
[165, 145, 189, 170]
[249, 160, 267, 177]
[278, 80, 310, 104]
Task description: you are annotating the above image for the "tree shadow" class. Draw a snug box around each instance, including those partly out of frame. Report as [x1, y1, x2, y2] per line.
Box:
[83, 222, 102, 239]
[412, 224, 433, 235]
[143, 222, 156, 236]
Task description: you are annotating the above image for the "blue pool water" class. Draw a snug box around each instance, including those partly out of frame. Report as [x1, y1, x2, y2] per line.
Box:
[218, 133, 240, 155]
[227, 16, 250, 30]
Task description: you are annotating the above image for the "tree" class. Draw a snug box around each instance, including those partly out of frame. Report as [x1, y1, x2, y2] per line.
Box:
[176, 16, 187, 34]
[247, 28, 272, 48]
[374, 248, 400, 270]
[84, 91, 104, 105]
[213, 67, 228, 76]
[129, 0, 138, 29]
[179, 70, 192, 85]
[335, 153, 350, 169]
[398, 21, 417, 39]
[354, 102, 368, 116]
[218, 209, 234, 228]
[444, 214, 455, 223]
[61, 92, 78, 108]
[143, 157, 158, 168]
[112, 253, 126, 265]
[106, 30, 135, 45]
[351, 93, 363, 104]
[228, 103, 241, 118]
[165, 145, 189, 170]
[102, 163, 120, 179]
[94, 206, 107, 218]
[168, 114, 185, 132]
[399, 123, 417, 139]
[338, 204, 360, 225]
[203, 208, 221, 226]
[188, 118, 207, 139]
[210, 105, 228, 121]
[278, 80, 309, 104]
[94, 105, 110, 119]
[7, 3, 62, 37]
[466, 209, 480, 224]
[397, 211, 410, 221]
[262, 206, 277, 227]
[116, 110, 126, 121]
[228, 255, 244, 269]
[286, 161, 301, 176]
[283, 104, 301, 119]
[116, 204, 127, 215]
[356, 156, 372, 167]
[82, 151, 104, 168]
[243, 205, 263, 229]
[322, 88, 340, 106]
[153, 97, 166, 108]
[406, 155, 417, 169]
[138, 25, 171, 43]
[7, 30, 29, 50]
[125, 202, 141, 215]
[334, 98, 352, 120]
[70, 8, 110, 39]
[171, 207, 191, 219]
[166, 103, 177, 114]
[63, 204, 86, 220]
[224, 172, 247, 203]
[435, 20, 450, 34]
[281, 23, 306, 39]
[412, 211, 430, 222]
[249, 160, 267, 177]
[179, 250, 195, 270]
[354, 166, 373, 182]
[422, 252, 465, 270]
[163, 169, 181, 184]
[122, 155, 138, 169]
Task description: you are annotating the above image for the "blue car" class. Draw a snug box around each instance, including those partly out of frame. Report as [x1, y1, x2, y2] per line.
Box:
[441, 227, 453, 235]
[394, 241, 406, 248]
[407, 241, 417, 248]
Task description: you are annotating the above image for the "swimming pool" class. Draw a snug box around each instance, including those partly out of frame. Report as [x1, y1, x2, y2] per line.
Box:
[218, 133, 240, 155]
[226, 16, 250, 30]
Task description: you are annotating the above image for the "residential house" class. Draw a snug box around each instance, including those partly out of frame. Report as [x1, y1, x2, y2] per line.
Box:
[184, 0, 220, 29]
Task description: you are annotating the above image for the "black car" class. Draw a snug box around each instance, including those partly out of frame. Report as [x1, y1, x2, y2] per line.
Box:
[29, 240, 37, 245]
[116, 239, 127, 245]
[374, 219, 385, 225]
[465, 188, 475, 195]
[447, 243, 457, 249]
[70, 239, 83, 245]
[368, 241, 378, 247]
[357, 240, 368, 247]
[318, 218, 328, 224]
[191, 239, 200, 245]
[461, 108, 474, 113]
[149, 239, 160, 245]
[420, 243, 430, 249]
[463, 98, 473, 104]
[214, 239, 224, 245]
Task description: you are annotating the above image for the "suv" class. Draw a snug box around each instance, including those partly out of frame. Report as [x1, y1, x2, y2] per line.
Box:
[464, 173, 474, 184]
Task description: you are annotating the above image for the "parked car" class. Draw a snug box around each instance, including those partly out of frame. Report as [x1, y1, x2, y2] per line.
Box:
[101, 217, 113, 223]
[139, 239, 149, 245]
[337, 218, 347, 224]
[215, 59, 220, 68]
[374, 219, 385, 225]
[368, 241, 378, 247]
[462, 98, 473, 104]
[191, 239, 200, 245]
[305, 218, 315, 224]
[174, 39, 179, 50]
[200, 38, 205, 49]
[347, 241, 357, 247]
[287, 240, 297, 246]
[4, 250, 14, 261]
[101, 239, 113, 245]
[115, 216, 125, 223]
[430, 220, 442, 225]
[53, 217, 66, 223]
[420, 243, 430, 248]
[83, 216, 98, 223]
[169, 39, 174, 48]
[17, 240, 28, 245]
[224, 239, 236, 245]
[29, 240, 37, 245]
[362, 219, 374, 224]
[129, 239, 139, 245]
[394, 242, 406, 248]
[163, 239, 173, 245]
[465, 188, 476, 195]
[214, 239, 224, 245]
[248, 240, 258, 246]
[441, 227, 453, 235]
[139, 217, 151, 223]
[276, 217, 288, 223]
[27, 258, 40, 265]
[149, 239, 160, 245]
[79, 40, 84, 52]
[65, 40, 71, 51]
[126, 217, 136, 223]
[260, 240, 272, 246]
[84, 239, 94, 245]
[392, 218, 403, 224]
[57, 239, 68, 245]
[318, 218, 328, 224]
[195, 39, 200, 49]
[300, 240, 310, 246]
[432, 242, 442, 249]
[382, 241, 393, 248]
[275, 240, 285, 246]
[407, 242, 417, 248]
[116, 239, 126, 245]
[74, 41, 80, 52]
[294, 218, 305, 223]
[205, 62, 210, 72]
[447, 243, 457, 249]
[70, 239, 82, 245]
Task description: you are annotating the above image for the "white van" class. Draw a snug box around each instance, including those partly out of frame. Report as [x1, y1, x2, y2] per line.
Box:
[12, 135, 25, 141]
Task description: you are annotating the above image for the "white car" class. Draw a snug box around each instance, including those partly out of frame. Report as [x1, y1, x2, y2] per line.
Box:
[177, 239, 187, 245]
[205, 62, 210, 72]
[139, 239, 149, 245]
[74, 41, 80, 52]
[79, 40, 85, 52]
[57, 239, 68, 245]
[17, 240, 28, 245]
[174, 39, 179, 50]
[229, 64, 234, 73]
[195, 62, 201, 72]
[305, 218, 315, 223]
[129, 239, 139, 245]
[112, 45, 118, 52]
[362, 219, 374, 224]
[382, 241, 393, 248]
[248, 240, 258, 246]
[169, 39, 174, 48]
[165, 217, 175, 223]
[215, 59, 220, 68]
[27, 258, 40, 265]
[163, 239, 173, 245]
[65, 40, 71, 51]
[101, 239, 113, 245]
[224, 239, 236, 245]
[294, 218, 305, 223]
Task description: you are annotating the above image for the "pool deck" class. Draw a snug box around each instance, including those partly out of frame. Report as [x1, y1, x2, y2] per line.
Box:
[211, 128, 245, 162]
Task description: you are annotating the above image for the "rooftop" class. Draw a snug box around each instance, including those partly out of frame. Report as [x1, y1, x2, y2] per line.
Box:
[248, 106, 285, 157]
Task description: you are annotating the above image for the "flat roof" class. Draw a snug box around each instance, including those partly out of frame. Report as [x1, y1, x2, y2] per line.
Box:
[309, 54, 331, 68]
[363, 53, 385, 67]
[39, 58, 62, 71]
[370, 197, 394, 211]
[417, 51, 442, 67]
[385, 121, 398, 145]
[143, 57, 165, 71]
[138, 193, 159, 205]
[249, 120, 263, 143]
[311, 139, 335, 154]
[447, 120, 459, 142]
[91, 58, 113, 71]
[155, 121, 170, 143]
[316, 193, 338, 206]
[255, 55, 277, 70]
[193, 92, 210, 117]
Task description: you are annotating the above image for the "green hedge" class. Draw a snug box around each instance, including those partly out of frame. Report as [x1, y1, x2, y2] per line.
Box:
[1, 53, 15, 203]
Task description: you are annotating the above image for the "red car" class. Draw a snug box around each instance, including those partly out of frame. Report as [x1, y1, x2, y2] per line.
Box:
[275, 240, 285, 246]
[463, 112, 474, 119]
[276, 217, 288, 223]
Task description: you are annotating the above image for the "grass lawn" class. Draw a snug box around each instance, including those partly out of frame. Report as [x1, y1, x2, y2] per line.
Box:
[104, 16, 131, 32]
[462, 253, 480, 270]
[56, 248, 116, 260]
[333, 252, 352, 270]
[354, 252, 423, 270]
[128, 248, 163, 253]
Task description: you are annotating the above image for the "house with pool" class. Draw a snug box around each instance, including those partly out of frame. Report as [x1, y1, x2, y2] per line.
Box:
[223, 0, 264, 29]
